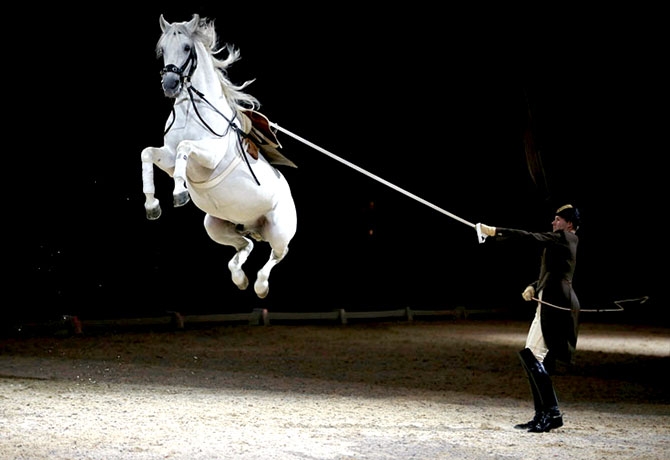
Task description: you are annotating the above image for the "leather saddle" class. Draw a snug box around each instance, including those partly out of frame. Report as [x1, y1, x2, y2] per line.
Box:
[240, 110, 297, 168]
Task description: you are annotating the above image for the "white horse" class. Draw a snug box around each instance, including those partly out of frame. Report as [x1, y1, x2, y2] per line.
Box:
[140, 14, 297, 299]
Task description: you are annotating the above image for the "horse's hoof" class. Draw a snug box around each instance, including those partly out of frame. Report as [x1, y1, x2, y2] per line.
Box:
[173, 191, 190, 207]
[254, 280, 269, 299]
[232, 271, 249, 291]
[145, 206, 162, 220]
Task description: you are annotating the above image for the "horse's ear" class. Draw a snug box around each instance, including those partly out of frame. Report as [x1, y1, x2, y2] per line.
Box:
[186, 14, 199, 33]
[159, 14, 169, 32]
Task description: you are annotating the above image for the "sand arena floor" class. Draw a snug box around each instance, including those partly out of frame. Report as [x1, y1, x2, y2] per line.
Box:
[1, 319, 668, 459]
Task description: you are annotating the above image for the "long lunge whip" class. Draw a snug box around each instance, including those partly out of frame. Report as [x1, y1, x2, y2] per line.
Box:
[270, 122, 480, 233]
[531, 295, 648, 313]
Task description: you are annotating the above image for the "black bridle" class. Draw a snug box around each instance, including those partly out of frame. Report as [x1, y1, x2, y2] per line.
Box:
[160, 46, 260, 185]
[160, 44, 197, 84]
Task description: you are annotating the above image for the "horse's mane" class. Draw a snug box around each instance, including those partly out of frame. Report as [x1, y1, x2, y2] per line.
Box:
[158, 16, 260, 111]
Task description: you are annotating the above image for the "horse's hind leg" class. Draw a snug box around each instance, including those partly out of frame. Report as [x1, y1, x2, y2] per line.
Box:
[229, 239, 254, 290]
[255, 247, 288, 299]
[254, 200, 297, 299]
[204, 215, 253, 291]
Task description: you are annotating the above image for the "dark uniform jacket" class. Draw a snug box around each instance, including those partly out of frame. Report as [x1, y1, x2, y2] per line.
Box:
[494, 228, 580, 365]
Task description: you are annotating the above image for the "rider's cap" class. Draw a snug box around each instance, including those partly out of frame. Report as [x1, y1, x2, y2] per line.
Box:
[556, 204, 580, 227]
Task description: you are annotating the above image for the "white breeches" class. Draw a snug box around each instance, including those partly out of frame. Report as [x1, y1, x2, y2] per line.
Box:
[525, 292, 549, 363]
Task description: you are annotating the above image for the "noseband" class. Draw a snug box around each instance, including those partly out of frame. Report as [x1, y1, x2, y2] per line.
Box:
[160, 46, 197, 84]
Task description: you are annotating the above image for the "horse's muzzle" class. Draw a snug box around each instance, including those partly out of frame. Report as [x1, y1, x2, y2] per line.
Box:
[161, 73, 182, 98]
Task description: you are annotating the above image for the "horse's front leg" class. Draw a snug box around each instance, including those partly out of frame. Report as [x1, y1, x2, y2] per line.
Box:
[143, 137, 227, 217]
[173, 139, 225, 208]
[141, 146, 176, 220]
[172, 147, 190, 208]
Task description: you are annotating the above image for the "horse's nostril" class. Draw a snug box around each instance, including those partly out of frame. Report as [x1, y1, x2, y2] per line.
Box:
[161, 75, 180, 93]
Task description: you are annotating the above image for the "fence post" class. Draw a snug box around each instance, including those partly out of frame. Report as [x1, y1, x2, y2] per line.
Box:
[337, 309, 347, 325]
[169, 311, 184, 330]
[250, 308, 269, 326]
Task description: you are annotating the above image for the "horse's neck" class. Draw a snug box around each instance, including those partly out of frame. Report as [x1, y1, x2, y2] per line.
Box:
[189, 70, 234, 117]
[192, 47, 235, 115]
[190, 52, 236, 124]
[170, 68, 238, 141]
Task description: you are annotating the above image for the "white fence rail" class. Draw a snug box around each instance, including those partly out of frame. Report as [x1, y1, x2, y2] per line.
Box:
[37, 306, 507, 335]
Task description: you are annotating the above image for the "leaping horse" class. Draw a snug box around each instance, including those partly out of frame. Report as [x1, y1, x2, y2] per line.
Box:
[140, 14, 298, 299]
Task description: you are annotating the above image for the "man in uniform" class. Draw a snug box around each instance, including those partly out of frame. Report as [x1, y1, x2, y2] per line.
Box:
[477, 204, 581, 433]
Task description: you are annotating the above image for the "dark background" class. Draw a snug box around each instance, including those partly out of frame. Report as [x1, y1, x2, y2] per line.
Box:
[10, 5, 664, 324]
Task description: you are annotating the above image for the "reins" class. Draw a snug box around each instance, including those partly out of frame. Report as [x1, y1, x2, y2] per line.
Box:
[161, 47, 260, 185]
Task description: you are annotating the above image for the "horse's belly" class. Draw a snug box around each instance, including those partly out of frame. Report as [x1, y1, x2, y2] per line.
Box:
[190, 189, 273, 222]
[188, 172, 293, 225]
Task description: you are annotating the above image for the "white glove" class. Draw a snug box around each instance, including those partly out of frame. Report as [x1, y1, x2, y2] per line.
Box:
[475, 223, 496, 244]
[522, 286, 535, 301]
[478, 224, 496, 237]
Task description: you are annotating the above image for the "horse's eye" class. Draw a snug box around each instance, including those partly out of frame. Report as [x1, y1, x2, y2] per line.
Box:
[184, 44, 191, 53]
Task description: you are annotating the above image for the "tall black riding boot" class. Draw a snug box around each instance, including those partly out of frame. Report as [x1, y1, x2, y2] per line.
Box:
[514, 350, 543, 430]
[518, 348, 563, 433]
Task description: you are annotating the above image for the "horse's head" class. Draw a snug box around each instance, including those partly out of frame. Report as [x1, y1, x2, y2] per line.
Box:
[157, 14, 200, 98]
